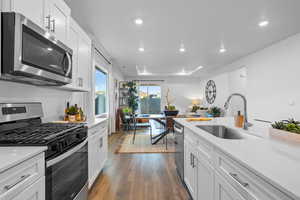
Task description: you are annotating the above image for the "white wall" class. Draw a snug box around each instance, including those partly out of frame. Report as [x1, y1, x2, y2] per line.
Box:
[0, 81, 85, 122]
[200, 32, 300, 124]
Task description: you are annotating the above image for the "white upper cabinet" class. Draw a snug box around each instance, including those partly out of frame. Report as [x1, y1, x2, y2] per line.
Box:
[77, 35, 92, 90]
[66, 18, 91, 91]
[2, 0, 46, 28]
[45, 0, 70, 43]
[3, 0, 70, 44]
[67, 19, 80, 88]
[46, 0, 71, 42]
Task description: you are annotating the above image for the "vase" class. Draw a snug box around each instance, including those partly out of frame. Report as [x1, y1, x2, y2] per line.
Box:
[164, 110, 179, 116]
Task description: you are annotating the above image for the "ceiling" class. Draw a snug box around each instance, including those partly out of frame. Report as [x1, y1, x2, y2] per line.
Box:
[65, 0, 300, 77]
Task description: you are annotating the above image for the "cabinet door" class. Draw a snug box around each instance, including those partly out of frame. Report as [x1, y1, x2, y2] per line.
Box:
[2, 0, 46, 27]
[184, 141, 197, 199]
[88, 136, 98, 187]
[67, 22, 79, 87]
[77, 36, 91, 90]
[196, 157, 214, 200]
[12, 177, 45, 200]
[98, 131, 108, 170]
[47, 0, 70, 43]
[215, 173, 246, 200]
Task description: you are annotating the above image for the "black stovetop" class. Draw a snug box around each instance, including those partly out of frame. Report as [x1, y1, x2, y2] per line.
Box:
[0, 123, 84, 145]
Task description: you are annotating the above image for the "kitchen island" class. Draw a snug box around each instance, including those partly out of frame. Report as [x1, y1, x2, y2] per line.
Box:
[175, 117, 300, 200]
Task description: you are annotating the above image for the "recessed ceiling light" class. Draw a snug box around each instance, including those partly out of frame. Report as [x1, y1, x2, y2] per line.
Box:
[179, 47, 185, 52]
[258, 20, 269, 27]
[135, 18, 143, 25]
[219, 47, 226, 53]
[47, 47, 53, 51]
[138, 47, 145, 52]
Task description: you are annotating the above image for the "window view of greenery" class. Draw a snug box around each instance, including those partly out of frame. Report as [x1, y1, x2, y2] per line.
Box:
[95, 68, 107, 115]
[139, 85, 161, 114]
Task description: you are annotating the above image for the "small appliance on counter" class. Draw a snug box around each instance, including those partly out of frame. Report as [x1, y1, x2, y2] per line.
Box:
[0, 102, 88, 200]
[1, 12, 73, 86]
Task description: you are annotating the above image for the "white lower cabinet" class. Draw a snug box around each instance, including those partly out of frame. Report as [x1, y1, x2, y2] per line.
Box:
[184, 140, 197, 199]
[0, 153, 45, 200]
[88, 121, 108, 188]
[184, 127, 293, 200]
[196, 157, 214, 200]
[184, 136, 214, 200]
[11, 177, 45, 200]
[215, 172, 246, 200]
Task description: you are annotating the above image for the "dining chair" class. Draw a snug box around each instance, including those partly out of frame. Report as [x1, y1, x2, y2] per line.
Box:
[132, 115, 153, 144]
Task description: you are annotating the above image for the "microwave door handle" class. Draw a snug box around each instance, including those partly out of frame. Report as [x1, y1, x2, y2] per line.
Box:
[65, 52, 72, 76]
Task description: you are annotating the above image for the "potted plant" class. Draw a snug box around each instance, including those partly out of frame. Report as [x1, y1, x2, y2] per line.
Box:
[207, 106, 222, 117]
[270, 118, 300, 144]
[125, 81, 139, 115]
[164, 88, 179, 116]
[67, 105, 79, 122]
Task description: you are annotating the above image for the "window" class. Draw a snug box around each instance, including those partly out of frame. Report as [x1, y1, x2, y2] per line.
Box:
[139, 85, 161, 114]
[95, 67, 107, 115]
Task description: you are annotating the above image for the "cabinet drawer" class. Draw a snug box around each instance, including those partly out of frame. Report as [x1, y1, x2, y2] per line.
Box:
[10, 176, 45, 200]
[89, 122, 107, 137]
[215, 150, 292, 200]
[0, 153, 45, 200]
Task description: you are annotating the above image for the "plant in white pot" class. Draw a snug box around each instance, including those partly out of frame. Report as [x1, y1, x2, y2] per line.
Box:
[270, 119, 300, 145]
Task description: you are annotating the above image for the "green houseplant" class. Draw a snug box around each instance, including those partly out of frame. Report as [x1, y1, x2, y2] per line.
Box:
[208, 106, 222, 117]
[270, 118, 300, 144]
[125, 81, 139, 115]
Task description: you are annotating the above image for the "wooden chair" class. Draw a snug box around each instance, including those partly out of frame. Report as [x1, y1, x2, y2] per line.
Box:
[119, 109, 130, 131]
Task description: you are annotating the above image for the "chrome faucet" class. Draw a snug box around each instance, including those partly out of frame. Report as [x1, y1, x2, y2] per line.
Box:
[224, 93, 252, 130]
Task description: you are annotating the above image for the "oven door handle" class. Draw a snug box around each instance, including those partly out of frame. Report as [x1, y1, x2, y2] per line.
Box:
[65, 52, 72, 77]
[46, 139, 87, 167]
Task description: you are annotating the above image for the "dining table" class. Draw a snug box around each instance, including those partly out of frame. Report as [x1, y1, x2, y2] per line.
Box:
[126, 114, 171, 148]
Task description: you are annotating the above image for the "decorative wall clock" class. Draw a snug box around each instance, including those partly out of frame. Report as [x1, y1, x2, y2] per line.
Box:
[205, 80, 216, 104]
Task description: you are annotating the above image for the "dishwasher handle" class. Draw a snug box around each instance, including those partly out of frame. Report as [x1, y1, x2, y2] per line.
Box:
[174, 124, 184, 134]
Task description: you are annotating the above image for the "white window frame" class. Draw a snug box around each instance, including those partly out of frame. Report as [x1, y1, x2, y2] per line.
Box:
[94, 64, 109, 118]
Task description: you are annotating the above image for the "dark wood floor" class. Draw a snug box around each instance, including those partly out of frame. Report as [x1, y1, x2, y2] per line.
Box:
[88, 132, 190, 200]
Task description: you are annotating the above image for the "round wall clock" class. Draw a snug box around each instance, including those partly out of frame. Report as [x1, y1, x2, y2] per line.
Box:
[205, 80, 216, 104]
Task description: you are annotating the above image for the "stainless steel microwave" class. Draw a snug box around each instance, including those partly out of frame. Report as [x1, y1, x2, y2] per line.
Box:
[1, 12, 73, 86]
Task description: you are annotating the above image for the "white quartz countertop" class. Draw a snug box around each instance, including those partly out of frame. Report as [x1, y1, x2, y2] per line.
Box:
[174, 117, 300, 200]
[0, 146, 47, 173]
[87, 118, 108, 128]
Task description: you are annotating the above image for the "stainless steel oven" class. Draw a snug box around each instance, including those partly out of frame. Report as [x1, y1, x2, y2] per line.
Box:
[1, 12, 72, 86]
[46, 139, 88, 200]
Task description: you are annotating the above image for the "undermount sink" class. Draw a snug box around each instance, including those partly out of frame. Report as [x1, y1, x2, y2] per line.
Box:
[196, 125, 245, 139]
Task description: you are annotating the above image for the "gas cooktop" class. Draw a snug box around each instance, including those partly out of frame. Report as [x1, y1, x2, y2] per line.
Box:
[0, 123, 84, 145]
[0, 103, 87, 159]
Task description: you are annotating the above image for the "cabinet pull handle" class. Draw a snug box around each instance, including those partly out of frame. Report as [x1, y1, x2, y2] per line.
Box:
[45, 15, 51, 30]
[192, 153, 195, 168]
[229, 173, 249, 187]
[51, 19, 56, 32]
[99, 137, 103, 148]
[190, 153, 193, 166]
[4, 174, 31, 191]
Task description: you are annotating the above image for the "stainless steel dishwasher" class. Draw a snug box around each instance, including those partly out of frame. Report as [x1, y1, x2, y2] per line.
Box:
[174, 122, 184, 182]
